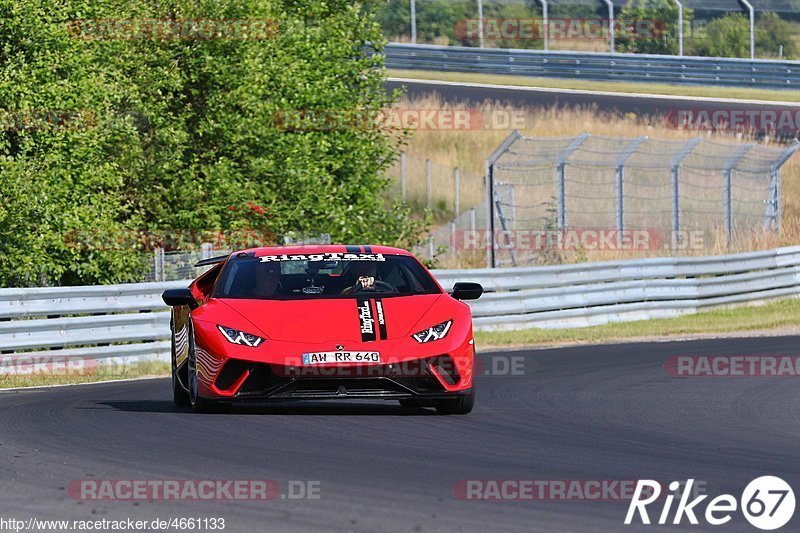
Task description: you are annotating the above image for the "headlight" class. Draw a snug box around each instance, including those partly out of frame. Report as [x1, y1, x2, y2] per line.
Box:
[217, 325, 264, 347]
[412, 320, 453, 343]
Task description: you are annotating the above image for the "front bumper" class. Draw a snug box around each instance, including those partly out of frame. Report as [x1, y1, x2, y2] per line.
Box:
[203, 355, 469, 401]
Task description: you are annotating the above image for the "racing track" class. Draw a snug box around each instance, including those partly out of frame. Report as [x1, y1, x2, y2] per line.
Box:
[1, 336, 799, 532]
[384, 78, 800, 122]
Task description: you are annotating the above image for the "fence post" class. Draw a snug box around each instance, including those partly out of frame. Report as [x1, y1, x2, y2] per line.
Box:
[555, 133, 590, 230]
[671, 138, 701, 249]
[614, 137, 647, 245]
[557, 165, 566, 229]
[484, 131, 522, 268]
[450, 221, 457, 258]
[724, 169, 733, 243]
[765, 141, 800, 232]
[484, 160, 492, 268]
[400, 152, 407, 202]
[723, 144, 753, 244]
[154, 247, 164, 282]
[410, 0, 417, 44]
[476, 0, 484, 48]
[454, 167, 460, 216]
[426, 159, 432, 209]
[201, 242, 213, 260]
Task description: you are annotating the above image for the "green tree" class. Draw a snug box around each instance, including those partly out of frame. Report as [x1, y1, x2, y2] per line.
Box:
[0, 0, 426, 286]
[618, 0, 693, 55]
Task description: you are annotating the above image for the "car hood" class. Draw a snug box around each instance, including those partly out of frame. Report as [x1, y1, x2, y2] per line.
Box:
[214, 294, 443, 343]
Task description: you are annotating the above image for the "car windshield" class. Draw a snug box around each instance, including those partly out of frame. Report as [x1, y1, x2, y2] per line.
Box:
[213, 253, 440, 300]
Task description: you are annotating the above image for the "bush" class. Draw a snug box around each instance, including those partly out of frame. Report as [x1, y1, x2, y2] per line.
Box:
[618, 0, 693, 55]
[756, 12, 799, 59]
[694, 12, 750, 58]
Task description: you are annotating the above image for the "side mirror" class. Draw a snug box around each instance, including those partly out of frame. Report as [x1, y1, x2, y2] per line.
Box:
[162, 288, 199, 309]
[450, 282, 483, 301]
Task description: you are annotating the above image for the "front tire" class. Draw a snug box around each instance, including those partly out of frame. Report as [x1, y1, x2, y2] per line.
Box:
[187, 324, 215, 413]
[171, 322, 189, 407]
[435, 387, 475, 415]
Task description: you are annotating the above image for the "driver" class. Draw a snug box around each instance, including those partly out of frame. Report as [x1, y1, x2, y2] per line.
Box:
[340, 261, 379, 294]
[252, 261, 281, 297]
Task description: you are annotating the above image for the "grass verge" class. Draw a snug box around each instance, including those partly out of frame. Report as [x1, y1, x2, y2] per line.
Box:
[0, 360, 169, 390]
[475, 298, 800, 348]
[388, 69, 800, 103]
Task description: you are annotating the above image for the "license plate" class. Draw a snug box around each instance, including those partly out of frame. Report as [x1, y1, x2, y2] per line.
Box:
[301, 351, 381, 365]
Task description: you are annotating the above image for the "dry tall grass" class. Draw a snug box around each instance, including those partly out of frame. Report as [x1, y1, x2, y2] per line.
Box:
[386, 94, 800, 265]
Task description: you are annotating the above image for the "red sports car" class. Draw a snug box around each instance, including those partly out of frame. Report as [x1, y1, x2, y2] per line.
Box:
[162, 245, 483, 414]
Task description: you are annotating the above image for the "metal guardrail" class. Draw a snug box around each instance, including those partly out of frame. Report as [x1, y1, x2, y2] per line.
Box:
[1, 246, 798, 368]
[383, 43, 800, 88]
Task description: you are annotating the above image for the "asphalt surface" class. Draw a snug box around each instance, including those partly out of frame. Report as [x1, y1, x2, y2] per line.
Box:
[1, 336, 799, 532]
[385, 79, 800, 120]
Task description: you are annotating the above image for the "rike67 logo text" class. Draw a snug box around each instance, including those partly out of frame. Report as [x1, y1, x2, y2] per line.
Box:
[625, 477, 795, 530]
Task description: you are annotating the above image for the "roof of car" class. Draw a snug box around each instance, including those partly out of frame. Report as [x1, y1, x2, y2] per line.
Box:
[235, 244, 413, 257]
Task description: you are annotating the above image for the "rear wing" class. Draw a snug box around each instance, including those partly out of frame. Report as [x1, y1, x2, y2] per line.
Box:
[194, 255, 229, 268]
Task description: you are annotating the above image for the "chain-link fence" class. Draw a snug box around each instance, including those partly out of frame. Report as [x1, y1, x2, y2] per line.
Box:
[472, 132, 798, 267]
[144, 234, 333, 282]
[386, 153, 484, 220]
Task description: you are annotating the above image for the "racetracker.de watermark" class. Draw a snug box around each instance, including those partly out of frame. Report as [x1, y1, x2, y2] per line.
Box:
[66, 18, 278, 40]
[455, 18, 667, 42]
[0, 356, 97, 377]
[64, 227, 274, 252]
[0, 109, 96, 131]
[454, 229, 706, 252]
[665, 109, 800, 134]
[665, 356, 800, 377]
[271, 108, 526, 132]
[453, 479, 707, 501]
[67, 479, 321, 501]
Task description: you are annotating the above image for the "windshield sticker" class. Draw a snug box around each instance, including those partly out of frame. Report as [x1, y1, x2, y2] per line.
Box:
[260, 252, 385, 262]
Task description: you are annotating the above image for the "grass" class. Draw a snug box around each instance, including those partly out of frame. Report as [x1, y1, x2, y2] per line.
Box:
[0, 360, 169, 389]
[388, 69, 800, 103]
[475, 297, 800, 348]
